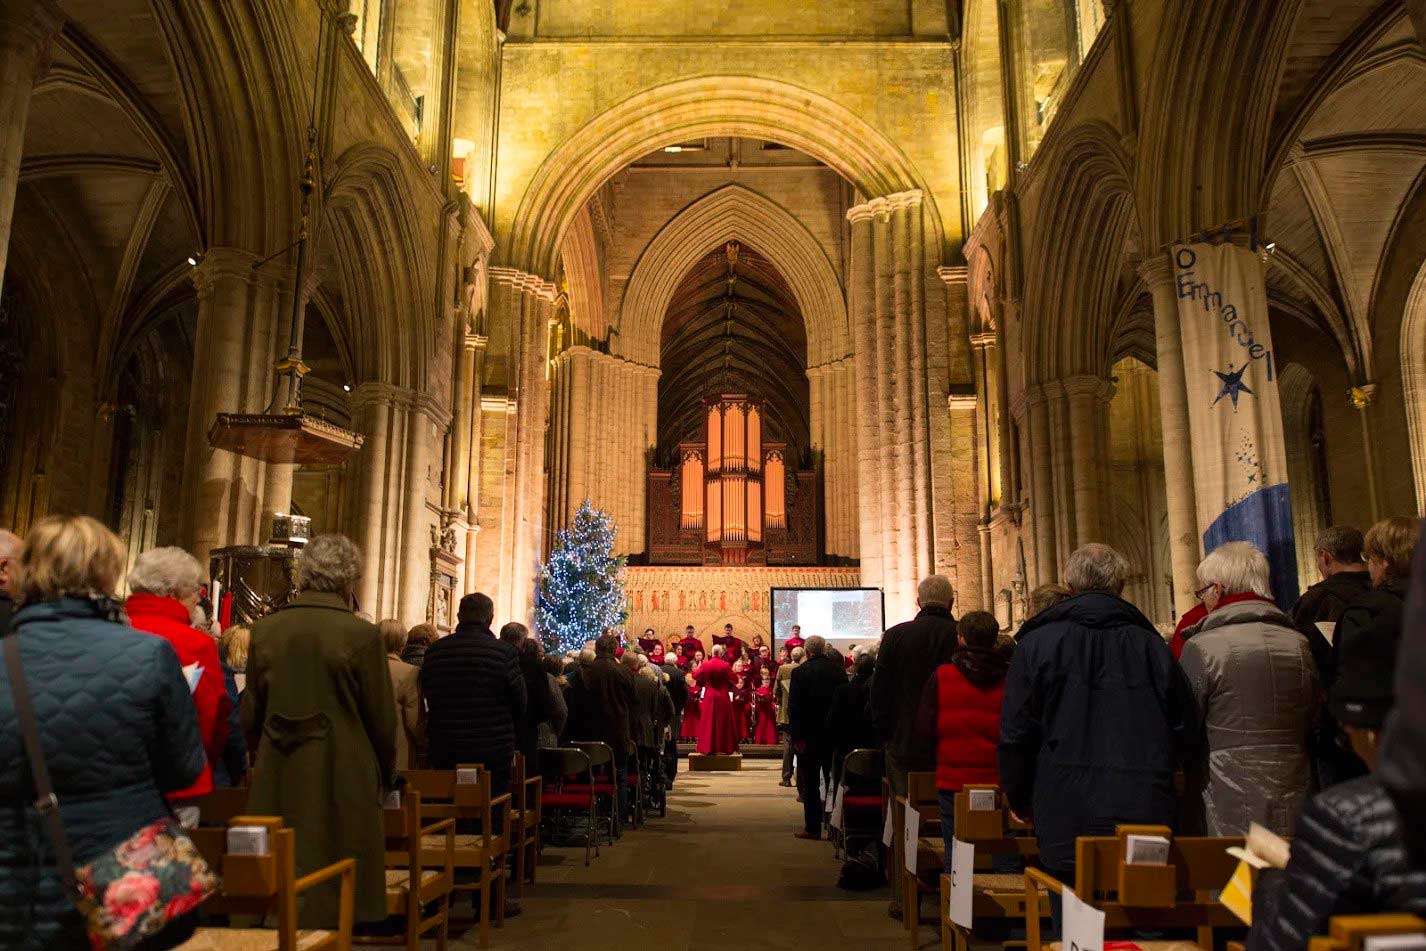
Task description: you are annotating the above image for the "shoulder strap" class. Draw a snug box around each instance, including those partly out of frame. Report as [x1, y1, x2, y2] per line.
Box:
[3, 635, 79, 894]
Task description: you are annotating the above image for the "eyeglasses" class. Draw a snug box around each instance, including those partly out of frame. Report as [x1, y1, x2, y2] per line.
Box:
[1194, 582, 1219, 601]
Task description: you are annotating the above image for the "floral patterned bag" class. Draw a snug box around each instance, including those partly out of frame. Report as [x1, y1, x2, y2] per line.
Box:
[4, 635, 220, 949]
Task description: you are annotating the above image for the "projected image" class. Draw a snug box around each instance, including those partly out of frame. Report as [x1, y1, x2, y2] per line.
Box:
[771, 587, 884, 652]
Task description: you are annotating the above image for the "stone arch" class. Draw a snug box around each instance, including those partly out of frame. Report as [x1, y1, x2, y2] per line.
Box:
[1023, 120, 1140, 381]
[616, 184, 849, 369]
[1403, 260, 1426, 513]
[319, 144, 431, 388]
[1278, 361, 1332, 581]
[505, 75, 942, 280]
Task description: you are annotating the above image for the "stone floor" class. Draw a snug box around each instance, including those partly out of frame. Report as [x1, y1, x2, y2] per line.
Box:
[450, 760, 912, 950]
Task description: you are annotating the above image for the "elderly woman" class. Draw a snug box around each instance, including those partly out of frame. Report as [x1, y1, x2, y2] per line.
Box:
[242, 534, 396, 929]
[402, 622, 438, 667]
[379, 619, 423, 769]
[125, 547, 231, 824]
[1180, 541, 1318, 836]
[0, 516, 205, 950]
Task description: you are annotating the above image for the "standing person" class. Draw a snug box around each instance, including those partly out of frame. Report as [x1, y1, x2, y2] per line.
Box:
[693, 644, 740, 755]
[566, 634, 636, 821]
[402, 622, 438, 667]
[1292, 526, 1371, 676]
[999, 543, 1194, 886]
[714, 622, 746, 662]
[242, 534, 397, 929]
[124, 547, 231, 827]
[753, 671, 780, 745]
[776, 646, 804, 787]
[421, 594, 526, 790]
[379, 619, 424, 770]
[1330, 517, 1417, 737]
[0, 515, 206, 950]
[827, 647, 879, 781]
[915, 611, 1011, 870]
[1179, 543, 1318, 836]
[213, 624, 249, 788]
[872, 575, 958, 797]
[538, 653, 569, 749]
[788, 636, 846, 840]
[784, 625, 806, 653]
[0, 529, 20, 633]
[679, 624, 704, 663]
[659, 649, 688, 785]
[499, 621, 552, 778]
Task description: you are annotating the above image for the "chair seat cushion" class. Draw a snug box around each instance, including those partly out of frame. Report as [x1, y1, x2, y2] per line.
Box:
[972, 873, 1024, 892]
[420, 833, 490, 866]
[561, 783, 616, 795]
[842, 795, 883, 809]
[384, 867, 446, 912]
[179, 928, 332, 951]
[542, 792, 593, 807]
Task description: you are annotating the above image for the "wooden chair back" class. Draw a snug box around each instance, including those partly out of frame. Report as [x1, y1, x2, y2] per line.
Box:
[195, 786, 251, 827]
[189, 816, 354, 951]
[842, 748, 884, 784]
[1309, 914, 1426, 951]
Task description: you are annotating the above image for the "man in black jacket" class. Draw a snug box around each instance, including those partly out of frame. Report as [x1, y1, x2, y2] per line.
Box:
[998, 544, 1194, 884]
[1292, 525, 1371, 680]
[871, 574, 957, 797]
[564, 634, 636, 821]
[789, 636, 847, 840]
[420, 593, 527, 799]
[659, 653, 688, 786]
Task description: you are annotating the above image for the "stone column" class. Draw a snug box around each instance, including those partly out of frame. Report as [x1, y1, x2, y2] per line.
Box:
[260, 266, 317, 523]
[840, 358, 859, 559]
[947, 393, 983, 611]
[807, 362, 829, 548]
[185, 248, 267, 563]
[349, 386, 393, 615]
[0, 0, 61, 296]
[1043, 381, 1075, 567]
[847, 204, 887, 594]
[1024, 386, 1058, 584]
[564, 346, 592, 527]
[1139, 256, 1201, 615]
[400, 400, 437, 628]
[1064, 374, 1109, 546]
[1350, 383, 1382, 523]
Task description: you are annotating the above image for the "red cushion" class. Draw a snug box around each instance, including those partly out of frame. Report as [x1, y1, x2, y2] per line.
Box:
[561, 783, 616, 796]
[842, 795, 883, 809]
[542, 792, 594, 807]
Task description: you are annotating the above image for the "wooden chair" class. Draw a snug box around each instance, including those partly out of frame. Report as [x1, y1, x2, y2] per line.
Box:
[937, 784, 1045, 951]
[183, 815, 355, 951]
[509, 752, 542, 897]
[399, 768, 508, 948]
[1309, 914, 1426, 950]
[898, 771, 943, 947]
[1022, 825, 1246, 951]
[354, 789, 455, 951]
[539, 747, 598, 865]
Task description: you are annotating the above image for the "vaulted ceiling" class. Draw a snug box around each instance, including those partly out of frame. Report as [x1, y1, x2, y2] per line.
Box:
[657, 244, 809, 458]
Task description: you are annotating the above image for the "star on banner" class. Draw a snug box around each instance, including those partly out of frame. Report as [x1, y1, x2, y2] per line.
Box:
[1212, 364, 1254, 410]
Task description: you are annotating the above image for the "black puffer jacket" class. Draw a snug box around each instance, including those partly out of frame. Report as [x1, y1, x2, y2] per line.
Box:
[1330, 577, 1407, 728]
[419, 623, 526, 767]
[1248, 774, 1426, 951]
[998, 592, 1195, 874]
[1291, 570, 1371, 683]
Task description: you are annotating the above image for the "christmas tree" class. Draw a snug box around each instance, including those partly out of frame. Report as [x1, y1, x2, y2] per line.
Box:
[535, 500, 628, 654]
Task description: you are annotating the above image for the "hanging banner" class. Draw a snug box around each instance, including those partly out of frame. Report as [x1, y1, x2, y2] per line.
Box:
[1172, 242, 1298, 605]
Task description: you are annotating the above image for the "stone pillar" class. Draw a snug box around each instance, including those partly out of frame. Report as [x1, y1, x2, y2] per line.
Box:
[1024, 386, 1058, 584]
[260, 267, 316, 523]
[947, 393, 983, 610]
[1350, 383, 1382, 523]
[489, 267, 555, 624]
[0, 0, 61, 296]
[400, 401, 437, 627]
[185, 248, 271, 563]
[349, 387, 393, 615]
[847, 206, 885, 590]
[1043, 381, 1075, 567]
[1139, 256, 1201, 615]
[1064, 374, 1109, 546]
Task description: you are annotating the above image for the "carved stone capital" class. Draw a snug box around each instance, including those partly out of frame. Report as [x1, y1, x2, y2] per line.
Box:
[489, 266, 557, 302]
[1349, 382, 1378, 410]
[191, 248, 260, 299]
[937, 264, 970, 287]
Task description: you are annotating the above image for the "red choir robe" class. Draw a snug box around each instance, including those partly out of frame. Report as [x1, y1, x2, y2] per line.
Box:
[681, 675, 701, 740]
[753, 684, 778, 744]
[637, 637, 662, 655]
[680, 635, 705, 661]
[692, 656, 739, 755]
[731, 671, 752, 742]
[712, 634, 745, 662]
[783, 635, 805, 653]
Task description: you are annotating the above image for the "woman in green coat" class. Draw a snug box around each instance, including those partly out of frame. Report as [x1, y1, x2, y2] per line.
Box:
[242, 534, 397, 927]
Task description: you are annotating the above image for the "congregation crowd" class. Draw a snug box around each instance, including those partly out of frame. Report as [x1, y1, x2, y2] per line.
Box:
[0, 512, 1424, 949]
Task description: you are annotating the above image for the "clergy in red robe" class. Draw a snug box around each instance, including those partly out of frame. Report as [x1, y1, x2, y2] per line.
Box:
[693, 646, 740, 755]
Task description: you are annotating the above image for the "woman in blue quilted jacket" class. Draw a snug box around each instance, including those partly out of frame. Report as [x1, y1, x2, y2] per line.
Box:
[0, 515, 205, 950]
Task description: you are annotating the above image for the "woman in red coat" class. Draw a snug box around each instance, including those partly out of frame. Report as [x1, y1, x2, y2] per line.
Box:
[123, 547, 231, 821]
[693, 646, 740, 754]
[915, 610, 1011, 872]
[752, 673, 778, 744]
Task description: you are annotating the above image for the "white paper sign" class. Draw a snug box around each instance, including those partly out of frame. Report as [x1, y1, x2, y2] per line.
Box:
[1363, 936, 1426, 950]
[882, 804, 895, 847]
[1125, 833, 1171, 865]
[456, 768, 480, 786]
[383, 789, 402, 809]
[226, 825, 270, 856]
[947, 837, 975, 928]
[1061, 887, 1106, 951]
[968, 789, 998, 811]
[902, 807, 921, 874]
[830, 785, 846, 830]
[823, 783, 835, 814]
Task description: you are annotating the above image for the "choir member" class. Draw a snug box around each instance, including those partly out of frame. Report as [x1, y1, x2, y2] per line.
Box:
[784, 625, 805, 653]
[731, 658, 753, 742]
[712, 622, 746, 662]
[679, 624, 705, 662]
[681, 666, 701, 741]
[693, 645, 740, 755]
[753, 673, 779, 744]
[637, 627, 661, 655]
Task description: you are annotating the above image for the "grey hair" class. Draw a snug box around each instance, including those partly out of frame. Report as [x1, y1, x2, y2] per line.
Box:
[128, 546, 203, 598]
[804, 635, 827, 657]
[297, 534, 362, 594]
[917, 574, 954, 608]
[1197, 541, 1272, 598]
[791, 646, 806, 663]
[638, 663, 660, 683]
[711, 644, 726, 659]
[1313, 526, 1364, 565]
[1063, 543, 1130, 595]
[578, 647, 596, 666]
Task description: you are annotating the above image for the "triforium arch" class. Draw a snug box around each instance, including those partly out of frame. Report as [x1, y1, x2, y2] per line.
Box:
[491, 75, 963, 624]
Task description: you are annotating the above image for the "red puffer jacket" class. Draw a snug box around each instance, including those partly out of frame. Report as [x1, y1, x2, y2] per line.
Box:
[125, 592, 230, 800]
[918, 657, 1006, 792]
